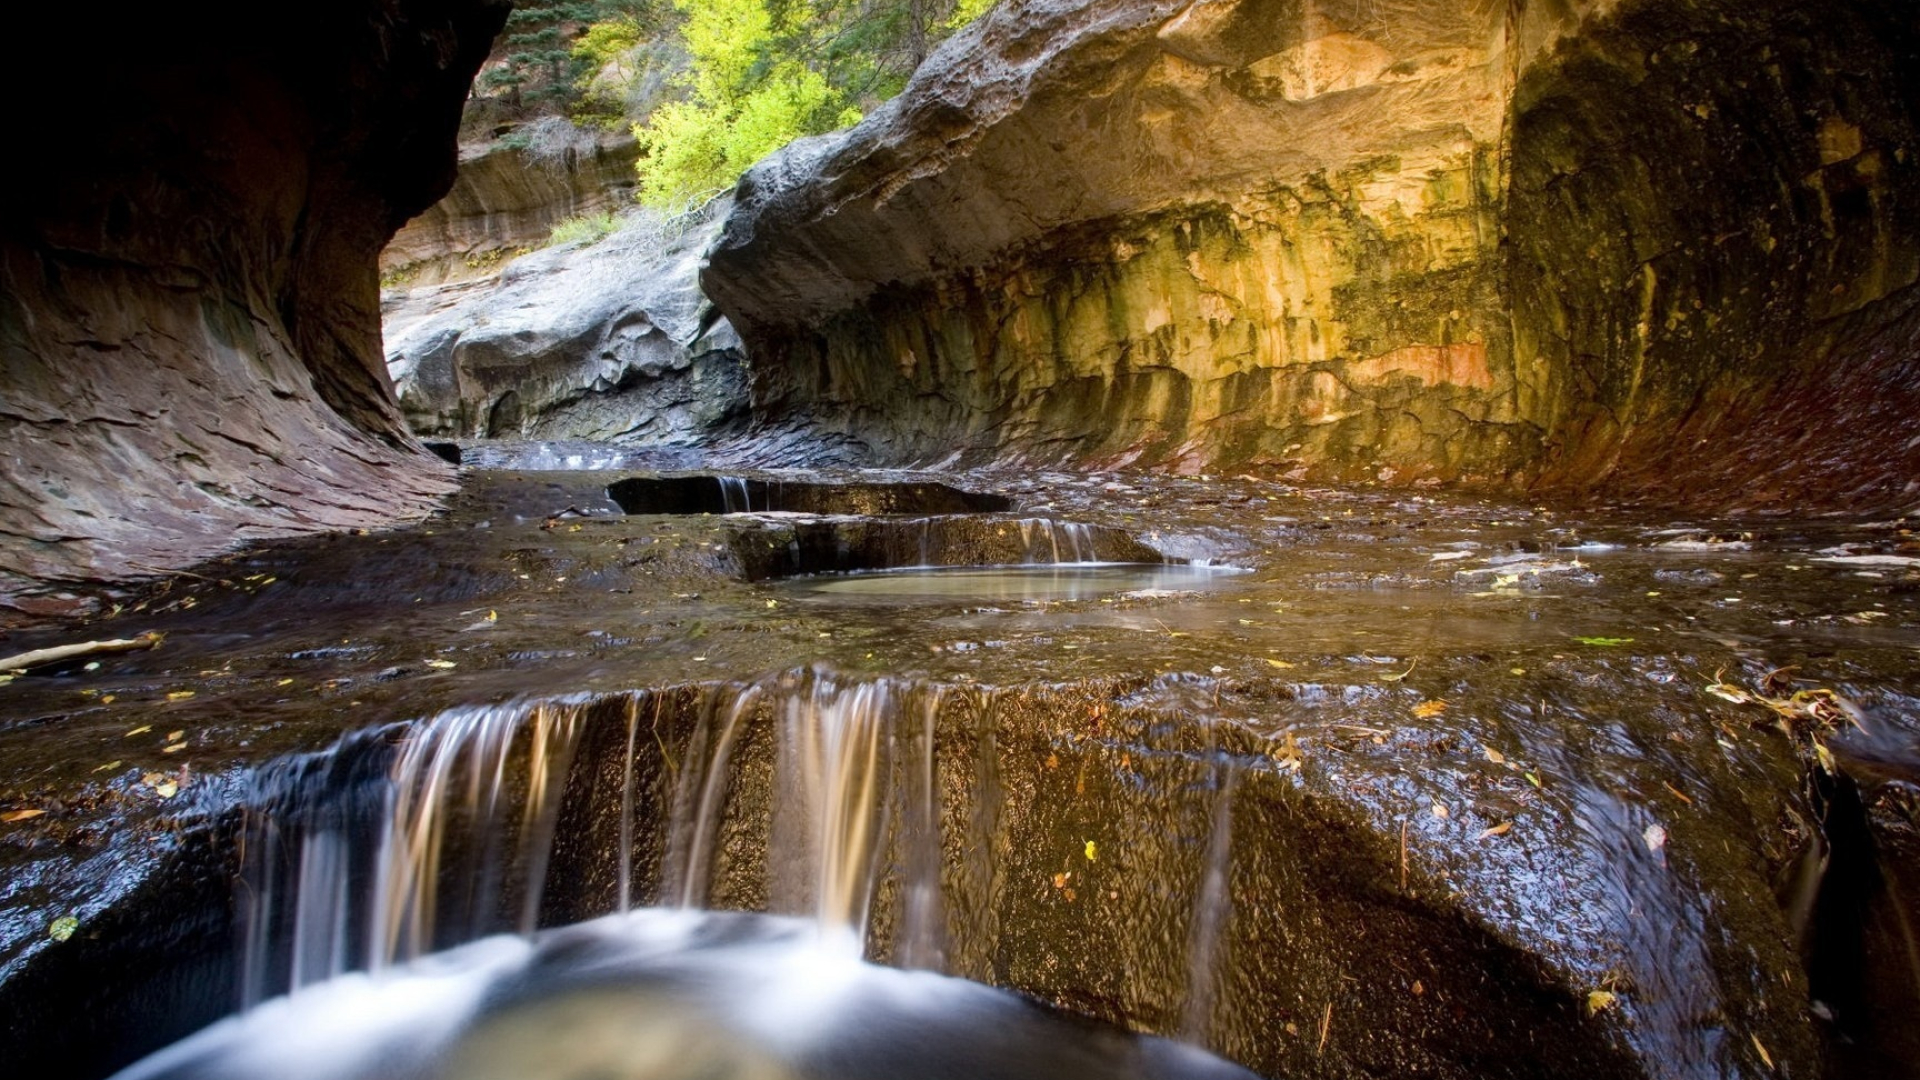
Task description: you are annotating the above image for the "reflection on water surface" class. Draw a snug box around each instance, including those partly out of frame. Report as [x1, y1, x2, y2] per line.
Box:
[781, 563, 1250, 602]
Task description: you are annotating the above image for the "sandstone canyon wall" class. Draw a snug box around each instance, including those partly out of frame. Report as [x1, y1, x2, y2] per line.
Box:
[0, 1, 508, 621]
[379, 126, 642, 288]
[705, 0, 1920, 511]
[384, 205, 750, 444]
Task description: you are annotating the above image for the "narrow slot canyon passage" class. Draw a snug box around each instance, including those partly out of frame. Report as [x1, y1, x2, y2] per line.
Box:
[1, 2, 1917, 1080]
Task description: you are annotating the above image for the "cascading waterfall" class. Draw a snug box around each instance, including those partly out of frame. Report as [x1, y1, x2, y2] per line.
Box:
[771, 674, 894, 937]
[717, 475, 752, 513]
[238, 670, 966, 1003]
[1016, 518, 1099, 564]
[660, 684, 763, 909]
[238, 700, 592, 1004]
[371, 698, 586, 966]
[145, 663, 1334, 1080]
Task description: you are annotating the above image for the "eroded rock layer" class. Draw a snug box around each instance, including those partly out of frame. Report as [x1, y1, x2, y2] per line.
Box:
[379, 128, 642, 288]
[384, 206, 749, 443]
[706, 0, 1920, 510]
[0, 1, 507, 620]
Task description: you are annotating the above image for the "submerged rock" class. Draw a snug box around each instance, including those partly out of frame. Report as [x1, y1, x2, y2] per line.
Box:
[2, 468, 1912, 1079]
[384, 205, 749, 443]
[705, 0, 1920, 512]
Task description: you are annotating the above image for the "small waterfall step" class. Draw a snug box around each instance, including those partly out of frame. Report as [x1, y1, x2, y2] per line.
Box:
[607, 475, 1012, 516]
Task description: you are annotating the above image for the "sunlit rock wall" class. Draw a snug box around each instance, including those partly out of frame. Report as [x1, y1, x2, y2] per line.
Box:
[384, 206, 749, 443]
[706, 0, 1920, 509]
[0, 2, 508, 620]
[379, 128, 642, 288]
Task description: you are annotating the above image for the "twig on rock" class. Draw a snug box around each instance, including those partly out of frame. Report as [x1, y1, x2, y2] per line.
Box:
[0, 631, 164, 673]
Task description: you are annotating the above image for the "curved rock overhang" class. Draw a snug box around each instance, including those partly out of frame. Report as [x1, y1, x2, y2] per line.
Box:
[705, 0, 1920, 513]
[0, 1, 510, 622]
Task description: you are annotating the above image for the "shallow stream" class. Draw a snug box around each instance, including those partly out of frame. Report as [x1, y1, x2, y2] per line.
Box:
[0, 448, 1915, 1079]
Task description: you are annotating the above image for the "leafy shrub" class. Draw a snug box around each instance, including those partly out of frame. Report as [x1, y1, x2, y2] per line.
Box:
[548, 210, 623, 247]
[629, 0, 996, 211]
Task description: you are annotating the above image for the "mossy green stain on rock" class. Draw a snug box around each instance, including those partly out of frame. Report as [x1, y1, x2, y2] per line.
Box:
[712, 0, 1920, 511]
[755, 158, 1532, 479]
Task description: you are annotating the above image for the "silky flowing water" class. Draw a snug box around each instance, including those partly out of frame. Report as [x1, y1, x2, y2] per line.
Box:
[0, 453, 1915, 1079]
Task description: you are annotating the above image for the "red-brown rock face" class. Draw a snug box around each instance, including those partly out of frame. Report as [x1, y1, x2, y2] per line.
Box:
[0, 1, 509, 622]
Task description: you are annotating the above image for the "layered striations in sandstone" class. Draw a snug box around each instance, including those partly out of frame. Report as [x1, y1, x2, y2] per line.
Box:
[379, 123, 643, 288]
[0, 1, 509, 619]
[384, 205, 749, 443]
[705, 0, 1920, 511]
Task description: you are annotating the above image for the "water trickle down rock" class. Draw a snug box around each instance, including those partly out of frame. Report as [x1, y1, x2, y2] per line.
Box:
[219, 664, 1834, 1079]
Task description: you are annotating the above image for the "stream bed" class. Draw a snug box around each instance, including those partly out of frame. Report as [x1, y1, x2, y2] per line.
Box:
[1, 449, 1916, 1079]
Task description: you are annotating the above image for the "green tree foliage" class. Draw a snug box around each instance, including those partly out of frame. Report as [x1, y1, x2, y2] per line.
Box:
[630, 0, 996, 210]
[479, 0, 667, 116]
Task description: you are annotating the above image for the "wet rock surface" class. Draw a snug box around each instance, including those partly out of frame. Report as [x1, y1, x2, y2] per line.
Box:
[0, 455, 1914, 1078]
[384, 206, 749, 444]
[0, 1, 508, 622]
[706, 0, 1920, 512]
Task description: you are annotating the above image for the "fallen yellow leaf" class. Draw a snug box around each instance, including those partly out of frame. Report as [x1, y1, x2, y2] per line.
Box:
[1265, 658, 1296, 669]
[124, 725, 152, 737]
[166, 730, 184, 742]
[2, 809, 47, 822]
[1478, 821, 1512, 839]
[1085, 840, 1098, 861]
[1586, 990, 1617, 1016]
[1750, 1034, 1772, 1069]
[166, 690, 195, 702]
[161, 743, 186, 754]
[92, 760, 121, 773]
[1484, 746, 1506, 765]
[1411, 700, 1447, 719]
